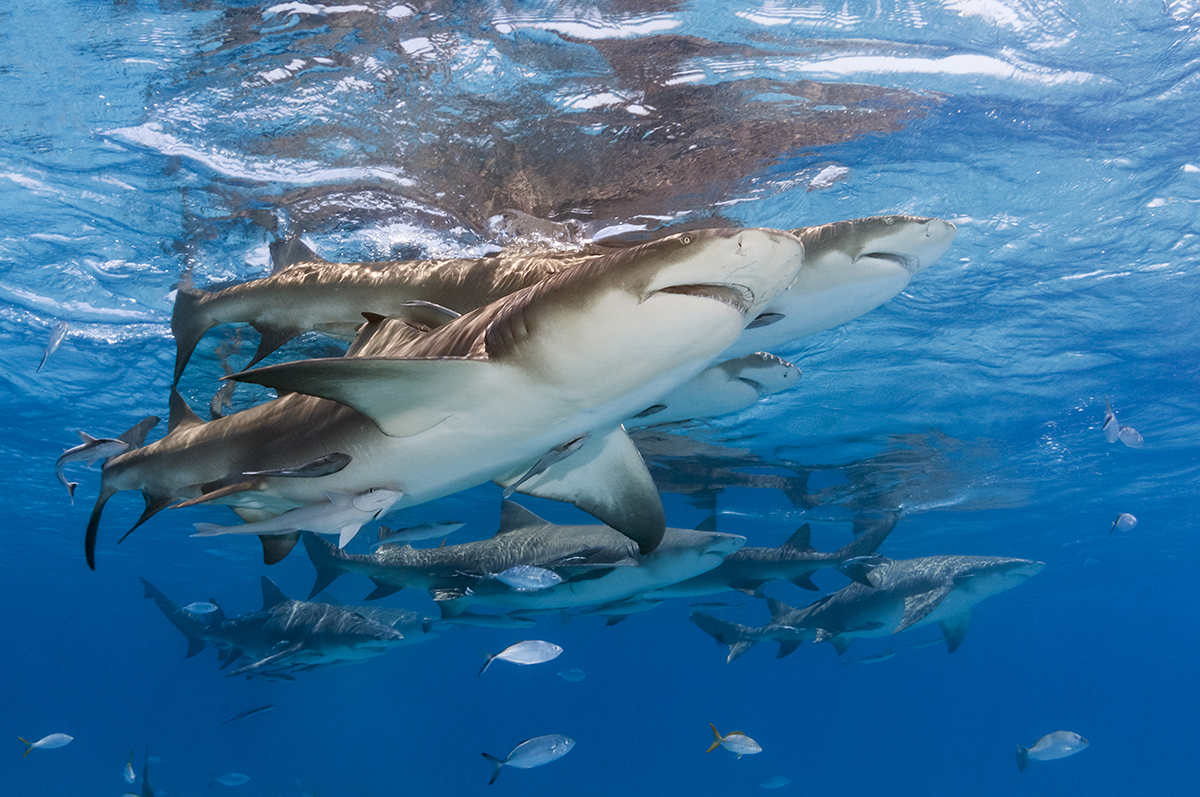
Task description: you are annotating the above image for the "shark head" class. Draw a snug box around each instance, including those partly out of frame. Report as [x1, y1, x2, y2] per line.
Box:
[725, 215, 956, 358]
[953, 557, 1044, 600]
[642, 528, 746, 581]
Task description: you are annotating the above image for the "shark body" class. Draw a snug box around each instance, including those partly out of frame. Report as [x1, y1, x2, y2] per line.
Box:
[691, 554, 1043, 661]
[86, 228, 803, 567]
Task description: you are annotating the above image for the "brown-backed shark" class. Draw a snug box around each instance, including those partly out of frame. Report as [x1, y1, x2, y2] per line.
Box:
[690, 554, 1044, 661]
[85, 227, 804, 568]
[171, 215, 955, 384]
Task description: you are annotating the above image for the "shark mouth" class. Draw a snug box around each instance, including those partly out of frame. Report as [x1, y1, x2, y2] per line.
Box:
[856, 251, 921, 275]
[656, 283, 754, 314]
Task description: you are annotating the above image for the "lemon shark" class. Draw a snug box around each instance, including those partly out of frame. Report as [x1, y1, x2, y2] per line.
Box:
[170, 215, 954, 385]
[302, 500, 744, 616]
[85, 228, 803, 568]
[690, 554, 1043, 661]
[141, 576, 409, 678]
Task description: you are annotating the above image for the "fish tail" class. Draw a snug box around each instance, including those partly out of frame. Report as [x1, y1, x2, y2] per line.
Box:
[478, 652, 497, 677]
[170, 286, 216, 385]
[85, 485, 118, 570]
[482, 752, 504, 785]
[19, 737, 31, 757]
[301, 531, 348, 598]
[1015, 744, 1029, 772]
[706, 723, 723, 753]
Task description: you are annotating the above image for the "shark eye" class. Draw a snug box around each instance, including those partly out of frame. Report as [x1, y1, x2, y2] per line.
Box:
[680, 235, 692, 245]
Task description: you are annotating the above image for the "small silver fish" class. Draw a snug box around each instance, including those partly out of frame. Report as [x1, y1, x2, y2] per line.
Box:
[1102, 398, 1119, 443]
[479, 640, 563, 676]
[482, 734, 575, 784]
[1117, 425, 1143, 448]
[375, 520, 465, 546]
[843, 648, 896, 665]
[179, 601, 219, 615]
[1110, 513, 1137, 534]
[1016, 730, 1088, 771]
[493, 565, 563, 592]
[706, 724, 762, 758]
[753, 775, 791, 790]
[557, 668, 586, 682]
[19, 733, 73, 757]
[37, 320, 68, 372]
[55, 432, 130, 503]
[212, 772, 250, 786]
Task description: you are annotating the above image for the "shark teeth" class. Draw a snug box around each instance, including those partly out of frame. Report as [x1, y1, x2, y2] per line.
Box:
[656, 283, 754, 314]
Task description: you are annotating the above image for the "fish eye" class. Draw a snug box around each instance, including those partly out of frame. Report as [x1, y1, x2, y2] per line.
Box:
[680, 235, 692, 245]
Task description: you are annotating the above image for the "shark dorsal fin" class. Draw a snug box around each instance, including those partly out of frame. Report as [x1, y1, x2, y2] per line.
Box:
[260, 575, 289, 609]
[693, 515, 719, 532]
[497, 500, 548, 533]
[269, 235, 326, 274]
[766, 596, 794, 622]
[781, 523, 814, 552]
[168, 390, 204, 433]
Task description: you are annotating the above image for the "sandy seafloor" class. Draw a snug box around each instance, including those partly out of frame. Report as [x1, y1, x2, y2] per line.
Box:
[2, 1, 1199, 795]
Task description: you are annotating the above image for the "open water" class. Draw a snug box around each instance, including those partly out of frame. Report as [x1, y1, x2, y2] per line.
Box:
[3, 1, 1199, 795]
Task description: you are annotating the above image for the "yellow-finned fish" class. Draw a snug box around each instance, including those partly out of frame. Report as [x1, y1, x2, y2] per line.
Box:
[706, 723, 762, 758]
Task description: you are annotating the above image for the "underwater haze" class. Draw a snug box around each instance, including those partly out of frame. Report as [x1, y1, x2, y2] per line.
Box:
[3, 1, 1199, 796]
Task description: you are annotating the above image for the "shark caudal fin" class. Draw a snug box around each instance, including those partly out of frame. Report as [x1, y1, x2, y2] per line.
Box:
[171, 287, 217, 385]
[140, 578, 209, 658]
[302, 531, 350, 598]
[482, 752, 505, 785]
[1015, 744, 1030, 772]
[833, 513, 898, 575]
[689, 610, 760, 663]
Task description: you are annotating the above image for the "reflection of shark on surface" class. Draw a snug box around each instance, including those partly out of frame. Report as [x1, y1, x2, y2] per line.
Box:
[691, 555, 1043, 661]
[304, 500, 744, 617]
[84, 227, 803, 568]
[142, 577, 423, 678]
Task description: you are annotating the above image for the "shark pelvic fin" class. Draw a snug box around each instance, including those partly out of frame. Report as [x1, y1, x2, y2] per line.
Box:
[505, 425, 665, 554]
[168, 389, 205, 433]
[85, 485, 117, 570]
[939, 609, 972, 653]
[260, 531, 301, 565]
[228, 357, 488, 438]
[897, 586, 953, 633]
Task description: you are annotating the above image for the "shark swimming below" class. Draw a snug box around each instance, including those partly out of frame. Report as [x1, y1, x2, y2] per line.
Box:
[690, 554, 1044, 661]
[302, 500, 745, 616]
[141, 577, 414, 678]
[83, 227, 804, 568]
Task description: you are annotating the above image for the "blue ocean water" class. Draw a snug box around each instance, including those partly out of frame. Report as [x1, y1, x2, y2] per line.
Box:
[3, 0, 1199, 795]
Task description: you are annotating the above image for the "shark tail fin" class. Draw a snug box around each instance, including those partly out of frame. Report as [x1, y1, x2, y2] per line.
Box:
[302, 531, 348, 597]
[706, 723, 723, 753]
[85, 485, 118, 570]
[690, 611, 759, 663]
[171, 286, 217, 385]
[19, 737, 32, 757]
[840, 512, 898, 558]
[1015, 744, 1030, 772]
[482, 752, 505, 785]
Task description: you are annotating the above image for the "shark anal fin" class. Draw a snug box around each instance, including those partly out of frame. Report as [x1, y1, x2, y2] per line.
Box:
[248, 323, 304, 369]
[506, 426, 665, 554]
[789, 574, 819, 591]
[229, 357, 488, 438]
[260, 531, 301, 565]
[939, 609, 972, 653]
[897, 586, 953, 633]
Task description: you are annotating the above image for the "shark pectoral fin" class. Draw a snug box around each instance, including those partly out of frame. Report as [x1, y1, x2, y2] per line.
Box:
[789, 574, 820, 591]
[562, 567, 616, 584]
[776, 639, 802, 658]
[228, 357, 489, 438]
[227, 641, 305, 677]
[219, 647, 244, 669]
[507, 426, 665, 554]
[827, 634, 852, 656]
[731, 580, 767, 597]
[185, 637, 207, 658]
[248, 323, 304, 369]
[727, 640, 755, 663]
[897, 586, 953, 633]
[260, 531, 301, 565]
[939, 609, 972, 653]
